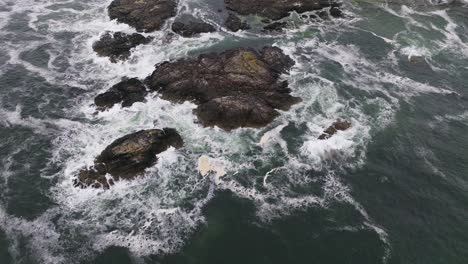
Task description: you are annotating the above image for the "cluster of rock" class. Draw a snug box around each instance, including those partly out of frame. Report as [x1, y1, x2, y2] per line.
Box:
[146, 47, 300, 130]
[77, 0, 350, 188]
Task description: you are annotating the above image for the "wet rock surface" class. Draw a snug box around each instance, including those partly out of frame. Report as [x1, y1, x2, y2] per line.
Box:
[318, 120, 352, 140]
[146, 47, 300, 130]
[263, 21, 288, 32]
[225, 13, 250, 32]
[172, 20, 216, 37]
[92, 31, 153, 62]
[224, 0, 341, 20]
[108, 0, 177, 32]
[94, 78, 148, 110]
[75, 128, 183, 188]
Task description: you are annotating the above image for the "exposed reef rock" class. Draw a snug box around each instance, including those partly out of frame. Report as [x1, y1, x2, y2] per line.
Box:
[108, 0, 177, 32]
[172, 20, 216, 37]
[263, 21, 288, 32]
[92, 31, 153, 62]
[75, 128, 183, 188]
[146, 47, 300, 130]
[95, 78, 147, 110]
[225, 13, 250, 32]
[318, 120, 351, 140]
[224, 0, 341, 20]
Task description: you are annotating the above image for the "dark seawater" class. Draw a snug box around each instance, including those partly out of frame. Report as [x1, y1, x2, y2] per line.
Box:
[0, 0, 468, 263]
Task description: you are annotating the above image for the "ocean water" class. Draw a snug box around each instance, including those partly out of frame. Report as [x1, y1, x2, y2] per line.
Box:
[0, 0, 467, 263]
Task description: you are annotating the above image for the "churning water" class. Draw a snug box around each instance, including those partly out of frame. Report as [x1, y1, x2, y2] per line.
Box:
[0, 0, 467, 263]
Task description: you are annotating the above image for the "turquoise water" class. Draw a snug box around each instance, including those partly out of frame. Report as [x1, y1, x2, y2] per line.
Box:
[0, 0, 467, 263]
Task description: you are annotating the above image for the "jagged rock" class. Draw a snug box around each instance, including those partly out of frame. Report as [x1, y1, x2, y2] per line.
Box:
[224, 0, 341, 20]
[263, 21, 288, 32]
[225, 13, 250, 32]
[318, 120, 351, 140]
[75, 128, 183, 188]
[108, 0, 177, 32]
[94, 78, 147, 110]
[171, 20, 216, 37]
[92, 31, 153, 63]
[146, 47, 300, 130]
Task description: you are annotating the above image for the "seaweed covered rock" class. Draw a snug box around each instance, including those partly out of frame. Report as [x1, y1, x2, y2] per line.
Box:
[147, 47, 300, 130]
[75, 128, 183, 188]
[171, 20, 216, 37]
[318, 120, 351, 140]
[225, 13, 250, 32]
[92, 31, 153, 62]
[94, 78, 148, 110]
[108, 0, 177, 32]
[224, 0, 341, 21]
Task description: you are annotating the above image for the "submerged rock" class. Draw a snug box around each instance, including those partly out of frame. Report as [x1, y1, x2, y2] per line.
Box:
[225, 0, 341, 20]
[318, 120, 351, 140]
[108, 0, 177, 32]
[75, 128, 183, 188]
[263, 21, 288, 32]
[94, 78, 147, 110]
[225, 13, 250, 32]
[146, 47, 300, 130]
[171, 20, 216, 37]
[92, 31, 153, 62]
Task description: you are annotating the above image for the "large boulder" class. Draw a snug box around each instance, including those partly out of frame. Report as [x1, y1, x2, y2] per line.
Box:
[318, 120, 351, 140]
[171, 20, 216, 37]
[94, 78, 147, 110]
[75, 128, 183, 188]
[225, 13, 250, 32]
[224, 0, 341, 21]
[92, 31, 153, 63]
[146, 47, 300, 130]
[108, 0, 177, 32]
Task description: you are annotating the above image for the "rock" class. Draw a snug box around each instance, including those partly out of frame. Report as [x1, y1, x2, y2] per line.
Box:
[330, 7, 344, 18]
[225, 0, 340, 21]
[75, 128, 183, 188]
[108, 0, 177, 32]
[171, 20, 216, 37]
[225, 13, 250, 32]
[146, 47, 300, 130]
[263, 21, 288, 32]
[94, 78, 147, 110]
[92, 31, 153, 63]
[318, 120, 351, 140]
[194, 96, 280, 130]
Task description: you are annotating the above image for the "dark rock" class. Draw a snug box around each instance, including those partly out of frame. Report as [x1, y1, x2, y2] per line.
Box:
[225, 13, 250, 32]
[146, 47, 300, 130]
[92, 31, 153, 63]
[263, 21, 288, 32]
[171, 21, 216, 37]
[108, 0, 177, 32]
[95, 78, 147, 110]
[225, 0, 340, 20]
[75, 128, 183, 188]
[195, 96, 280, 130]
[318, 120, 351, 140]
[330, 7, 344, 18]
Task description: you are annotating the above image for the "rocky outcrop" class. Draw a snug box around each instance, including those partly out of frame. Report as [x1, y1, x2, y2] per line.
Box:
[263, 21, 288, 32]
[92, 32, 153, 63]
[171, 20, 216, 37]
[108, 0, 177, 32]
[75, 128, 183, 188]
[318, 120, 351, 140]
[224, 0, 341, 21]
[225, 13, 250, 32]
[146, 47, 300, 130]
[94, 78, 148, 110]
